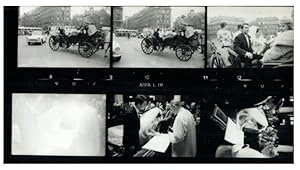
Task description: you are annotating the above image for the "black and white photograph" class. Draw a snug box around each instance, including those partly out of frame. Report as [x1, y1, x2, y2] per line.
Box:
[106, 92, 293, 160]
[11, 93, 106, 156]
[18, 6, 111, 68]
[207, 7, 294, 68]
[107, 95, 201, 157]
[200, 93, 293, 160]
[3, 4, 295, 164]
[112, 7, 205, 68]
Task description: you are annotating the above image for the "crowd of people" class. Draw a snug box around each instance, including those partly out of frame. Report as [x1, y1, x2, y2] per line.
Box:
[212, 18, 294, 68]
[110, 95, 202, 157]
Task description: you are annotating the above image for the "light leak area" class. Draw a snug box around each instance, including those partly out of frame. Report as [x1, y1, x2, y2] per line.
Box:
[11, 93, 106, 156]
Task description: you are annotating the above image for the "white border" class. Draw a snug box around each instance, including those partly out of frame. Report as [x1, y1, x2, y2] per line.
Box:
[1, 0, 298, 169]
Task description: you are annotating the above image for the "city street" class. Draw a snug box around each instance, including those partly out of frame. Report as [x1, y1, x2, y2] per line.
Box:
[18, 35, 110, 68]
[113, 37, 205, 68]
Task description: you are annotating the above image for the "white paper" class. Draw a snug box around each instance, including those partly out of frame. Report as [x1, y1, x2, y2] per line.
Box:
[224, 118, 244, 145]
[108, 125, 124, 147]
[142, 133, 170, 153]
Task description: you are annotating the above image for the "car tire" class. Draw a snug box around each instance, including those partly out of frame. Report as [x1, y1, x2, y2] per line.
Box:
[113, 56, 121, 62]
[27, 42, 31, 45]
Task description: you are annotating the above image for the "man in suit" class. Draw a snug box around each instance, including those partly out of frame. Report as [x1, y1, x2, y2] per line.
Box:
[233, 23, 254, 68]
[123, 95, 148, 156]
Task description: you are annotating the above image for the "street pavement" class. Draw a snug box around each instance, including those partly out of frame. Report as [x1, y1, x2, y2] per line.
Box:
[113, 37, 205, 68]
[18, 35, 110, 68]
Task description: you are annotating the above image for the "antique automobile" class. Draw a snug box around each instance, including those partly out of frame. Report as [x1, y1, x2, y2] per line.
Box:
[48, 26, 105, 58]
[140, 27, 204, 62]
[26, 30, 47, 45]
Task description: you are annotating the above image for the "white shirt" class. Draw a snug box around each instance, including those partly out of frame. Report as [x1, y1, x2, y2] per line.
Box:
[168, 107, 197, 157]
[244, 33, 251, 48]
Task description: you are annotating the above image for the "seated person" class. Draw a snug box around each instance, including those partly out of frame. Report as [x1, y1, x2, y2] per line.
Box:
[261, 20, 293, 64]
[233, 23, 254, 68]
[163, 28, 177, 40]
[185, 25, 195, 39]
[153, 28, 163, 49]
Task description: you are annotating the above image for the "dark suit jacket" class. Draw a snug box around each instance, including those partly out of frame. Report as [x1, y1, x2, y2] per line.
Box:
[233, 33, 253, 67]
[123, 106, 140, 151]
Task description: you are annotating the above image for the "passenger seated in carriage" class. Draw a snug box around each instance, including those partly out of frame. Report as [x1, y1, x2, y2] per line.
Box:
[260, 19, 294, 65]
[153, 28, 164, 49]
[162, 28, 177, 42]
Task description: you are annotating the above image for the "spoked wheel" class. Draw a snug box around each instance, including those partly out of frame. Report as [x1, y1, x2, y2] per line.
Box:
[78, 42, 94, 58]
[175, 45, 193, 61]
[48, 36, 59, 51]
[211, 55, 226, 68]
[141, 38, 154, 54]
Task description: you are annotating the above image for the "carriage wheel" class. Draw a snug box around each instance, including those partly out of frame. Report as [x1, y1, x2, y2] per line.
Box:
[211, 55, 226, 68]
[48, 36, 59, 51]
[157, 44, 164, 52]
[175, 45, 193, 61]
[92, 44, 101, 53]
[141, 38, 154, 54]
[78, 42, 94, 58]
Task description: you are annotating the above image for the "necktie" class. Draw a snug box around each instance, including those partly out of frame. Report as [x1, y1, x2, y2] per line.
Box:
[245, 34, 250, 48]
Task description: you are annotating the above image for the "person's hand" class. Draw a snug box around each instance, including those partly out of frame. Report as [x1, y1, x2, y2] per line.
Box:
[245, 52, 253, 59]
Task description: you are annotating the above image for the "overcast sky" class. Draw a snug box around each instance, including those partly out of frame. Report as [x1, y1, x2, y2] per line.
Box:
[208, 7, 293, 23]
[122, 7, 205, 23]
[19, 6, 110, 18]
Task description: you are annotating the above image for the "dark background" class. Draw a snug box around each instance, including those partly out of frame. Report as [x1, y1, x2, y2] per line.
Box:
[4, 6, 293, 163]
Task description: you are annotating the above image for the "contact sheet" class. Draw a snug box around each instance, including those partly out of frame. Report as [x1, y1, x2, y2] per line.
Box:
[4, 6, 294, 163]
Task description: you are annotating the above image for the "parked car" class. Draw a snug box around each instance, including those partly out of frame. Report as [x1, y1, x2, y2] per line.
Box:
[137, 33, 144, 39]
[26, 31, 47, 45]
[130, 32, 137, 37]
[112, 33, 121, 62]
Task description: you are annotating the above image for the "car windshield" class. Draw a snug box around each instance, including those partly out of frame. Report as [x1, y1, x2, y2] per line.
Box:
[32, 31, 43, 35]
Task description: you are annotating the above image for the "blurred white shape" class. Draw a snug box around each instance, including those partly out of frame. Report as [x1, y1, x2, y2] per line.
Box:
[108, 125, 124, 147]
[224, 118, 244, 145]
[12, 94, 106, 156]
